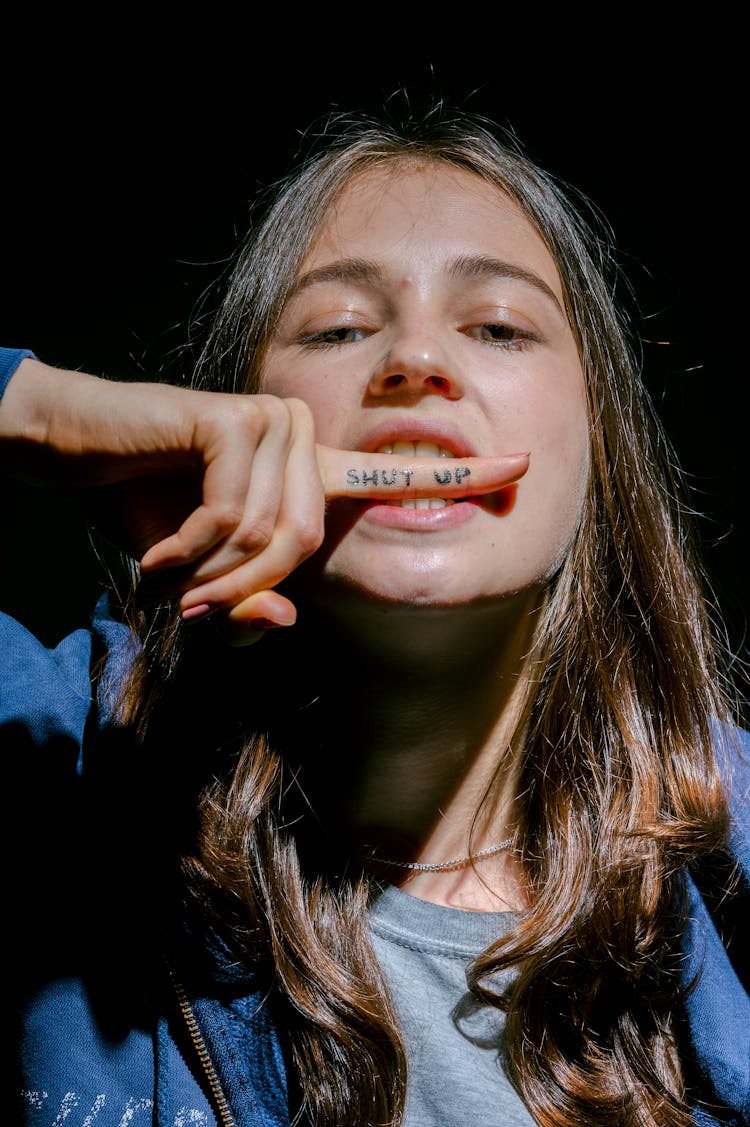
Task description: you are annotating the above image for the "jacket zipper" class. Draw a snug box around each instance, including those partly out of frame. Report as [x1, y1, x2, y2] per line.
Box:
[168, 967, 238, 1127]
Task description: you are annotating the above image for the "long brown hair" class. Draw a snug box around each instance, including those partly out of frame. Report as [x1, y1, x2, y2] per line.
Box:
[119, 105, 738, 1126]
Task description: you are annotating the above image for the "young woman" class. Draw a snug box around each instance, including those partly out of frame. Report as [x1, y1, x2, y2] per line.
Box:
[3, 107, 748, 1127]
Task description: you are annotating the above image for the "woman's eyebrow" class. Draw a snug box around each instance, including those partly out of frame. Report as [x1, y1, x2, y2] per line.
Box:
[448, 254, 563, 315]
[287, 254, 563, 316]
[288, 259, 385, 297]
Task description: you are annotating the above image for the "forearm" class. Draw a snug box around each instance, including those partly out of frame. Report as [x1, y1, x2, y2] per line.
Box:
[0, 352, 166, 486]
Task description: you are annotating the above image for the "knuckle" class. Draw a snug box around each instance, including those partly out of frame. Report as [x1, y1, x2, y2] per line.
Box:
[211, 503, 245, 537]
[284, 396, 314, 425]
[295, 519, 325, 557]
[223, 393, 315, 450]
[219, 395, 274, 440]
[256, 393, 295, 430]
[233, 520, 273, 554]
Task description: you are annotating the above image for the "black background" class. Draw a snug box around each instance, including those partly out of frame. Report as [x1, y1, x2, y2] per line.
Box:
[1, 34, 746, 677]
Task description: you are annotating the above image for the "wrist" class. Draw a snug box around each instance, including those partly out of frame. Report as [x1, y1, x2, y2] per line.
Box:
[0, 347, 37, 401]
[0, 358, 106, 481]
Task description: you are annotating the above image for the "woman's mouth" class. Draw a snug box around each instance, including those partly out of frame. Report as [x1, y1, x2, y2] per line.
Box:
[375, 440, 457, 508]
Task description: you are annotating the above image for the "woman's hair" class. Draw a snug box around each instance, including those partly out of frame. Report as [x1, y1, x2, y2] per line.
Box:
[119, 104, 738, 1126]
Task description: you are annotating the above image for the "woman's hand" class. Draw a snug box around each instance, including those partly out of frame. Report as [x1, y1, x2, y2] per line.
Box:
[185, 444, 530, 643]
[0, 358, 326, 638]
[0, 358, 529, 644]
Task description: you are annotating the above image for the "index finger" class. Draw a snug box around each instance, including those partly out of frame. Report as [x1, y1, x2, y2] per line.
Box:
[316, 446, 530, 500]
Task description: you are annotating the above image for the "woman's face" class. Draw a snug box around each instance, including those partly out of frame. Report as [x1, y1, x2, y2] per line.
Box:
[262, 162, 589, 614]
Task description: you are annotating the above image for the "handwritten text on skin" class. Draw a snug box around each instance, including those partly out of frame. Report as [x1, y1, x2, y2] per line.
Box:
[346, 467, 471, 488]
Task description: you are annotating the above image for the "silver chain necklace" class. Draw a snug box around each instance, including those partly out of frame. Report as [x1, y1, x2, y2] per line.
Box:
[370, 836, 515, 873]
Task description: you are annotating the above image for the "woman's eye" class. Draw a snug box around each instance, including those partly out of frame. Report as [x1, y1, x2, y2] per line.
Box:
[299, 326, 369, 347]
[467, 323, 534, 348]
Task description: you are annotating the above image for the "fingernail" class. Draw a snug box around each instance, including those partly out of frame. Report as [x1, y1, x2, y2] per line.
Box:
[181, 603, 212, 622]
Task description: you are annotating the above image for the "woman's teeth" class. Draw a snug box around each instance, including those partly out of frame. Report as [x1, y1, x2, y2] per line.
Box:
[376, 441, 458, 507]
[376, 440, 451, 458]
[392, 497, 455, 509]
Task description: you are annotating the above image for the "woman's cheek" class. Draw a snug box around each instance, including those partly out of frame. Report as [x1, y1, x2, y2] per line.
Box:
[264, 360, 349, 442]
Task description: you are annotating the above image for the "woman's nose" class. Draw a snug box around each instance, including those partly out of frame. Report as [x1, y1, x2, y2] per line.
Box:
[366, 332, 463, 401]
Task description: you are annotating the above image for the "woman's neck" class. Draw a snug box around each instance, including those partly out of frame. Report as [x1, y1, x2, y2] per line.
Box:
[285, 590, 541, 909]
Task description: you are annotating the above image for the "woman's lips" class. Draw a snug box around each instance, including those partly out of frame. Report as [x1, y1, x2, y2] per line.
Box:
[357, 438, 520, 523]
[360, 485, 518, 528]
[374, 439, 455, 508]
[359, 421, 477, 459]
[361, 497, 480, 529]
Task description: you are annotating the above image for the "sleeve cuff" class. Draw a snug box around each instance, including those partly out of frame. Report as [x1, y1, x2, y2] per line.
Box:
[0, 347, 37, 400]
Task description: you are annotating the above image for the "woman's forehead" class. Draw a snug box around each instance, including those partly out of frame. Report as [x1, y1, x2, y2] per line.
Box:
[301, 161, 565, 301]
